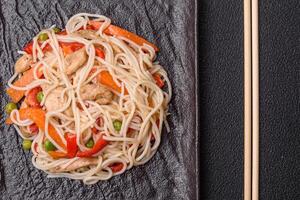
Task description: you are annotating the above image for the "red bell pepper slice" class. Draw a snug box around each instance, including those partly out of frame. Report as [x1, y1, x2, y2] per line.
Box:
[91, 117, 104, 134]
[57, 30, 67, 35]
[59, 42, 84, 55]
[95, 48, 105, 59]
[153, 74, 164, 88]
[23, 41, 52, 55]
[91, 127, 98, 134]
[29, 123, 39, 135]
[65, 133, 78, 158]
[76, 136, 108, 157]
[23, 41, 34, 54]
[109, 163, 124, 172]
[25, 87, 42, 108]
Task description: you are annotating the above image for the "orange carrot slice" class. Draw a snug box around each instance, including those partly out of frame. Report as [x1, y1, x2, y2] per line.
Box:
[6, 108, 66, 150]
[95, 48, 105, 59]
[6, 66, 43, 103]
[88, 21, 159, 52]
[5, 108, 30, 125]
[26, 108, 66, 150]
[48, 151, 67, 159]
[5, 118, 13, 125]
[97, 71, 128, 94]
[59, 42, 84, 56]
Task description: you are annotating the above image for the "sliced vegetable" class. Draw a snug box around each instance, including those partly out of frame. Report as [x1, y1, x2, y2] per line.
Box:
[88, 21, 159, 52]
[109, 163, 124, 173]
[5, 118, 13, 124]
[57, 30, 67, 35]
[53, 27, 61, 34]
[36, 91, 44, 103]
[113, 120, 122, 131]
[95, 48, 105, 59]
[23, 41, 52, 55]
[59, 42, 84, 55]
[86, 139, 94, 148]
[150, 134, 155, 142]
[91, 127, 98, 134]
[77, 136, 108, 157]
[23, 41, 34, 54]
[42, 43, 52, 52]
[153, 73, 164, 88]
[96, 117, 104, 127]
[48, 151, 67, 159]
[5, 107, 28, 125]
[6, 66, 43, 103]
[97, 71, 128, 94]
[91, 117, 103, 134]
[34, 143, 38, 152]
[38, 33, 48, 41]
[27, 108, 67, 150]
[65, 133, 78, 158]
[29, 123, 39, 134]
[22, 140, 32, 151]
[7, 108, 67, 149]
[5, 102, 17, 114]
[44, 139, 56, 151]
[25, 87, 42, 107]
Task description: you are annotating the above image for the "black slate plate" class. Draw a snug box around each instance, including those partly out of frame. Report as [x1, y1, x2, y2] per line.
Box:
[0, 0, 198, 199]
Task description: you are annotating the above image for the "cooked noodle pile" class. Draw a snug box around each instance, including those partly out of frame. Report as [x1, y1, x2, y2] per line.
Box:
[6, 13, 171, 184]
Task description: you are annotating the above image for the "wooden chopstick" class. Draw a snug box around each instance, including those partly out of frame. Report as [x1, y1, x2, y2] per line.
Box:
[244, 0, 252, 199]
[251, 0, 259, 199]
[244, 0, 260, 199]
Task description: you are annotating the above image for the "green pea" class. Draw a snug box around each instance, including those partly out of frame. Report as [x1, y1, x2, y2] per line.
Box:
[113, 120, 122, 131]
[22, 140, 32, 151]
[44, 140, 56, 151]
[53, 27, 61, 34]
[86, 139, 94, 148]
[36, 91, 44, 103]
[5, 102, 17, 114]
[38, 33, 48, 41]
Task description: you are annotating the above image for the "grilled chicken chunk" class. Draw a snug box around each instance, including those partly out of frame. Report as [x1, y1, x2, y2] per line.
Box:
[80, 83, 113, 104]
[65, 48, 87, 75]
[15, 54, 32, 73]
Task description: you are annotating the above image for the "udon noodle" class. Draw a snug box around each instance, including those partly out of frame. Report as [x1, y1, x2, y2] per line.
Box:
[5, 13, 171, 184]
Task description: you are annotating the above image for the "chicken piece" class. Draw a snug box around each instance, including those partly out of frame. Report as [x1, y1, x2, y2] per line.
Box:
[111, 43, 122, 54]
[65, 48, 87, 75]
[15, 54, 32, 73]
[54, 158, 98, 172]
[80, 83, 113, 104]
[40, 83, 51, 92]
[72, 30, 99, 40]
[43, 52, 58, 68]
[64, 106, 73, 117]
[43, 87, 66, 112]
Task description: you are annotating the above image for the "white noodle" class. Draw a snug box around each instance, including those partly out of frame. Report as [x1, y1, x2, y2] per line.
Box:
[8, 13, 172, 184]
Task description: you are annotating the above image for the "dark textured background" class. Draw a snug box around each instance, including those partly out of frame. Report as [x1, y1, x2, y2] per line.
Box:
[0, 0, 299, 199]
[0, 0, 198, 200]
[199, 0, 300, 200]
[198, 0, 244, 199]
[259, 1, 300, 200]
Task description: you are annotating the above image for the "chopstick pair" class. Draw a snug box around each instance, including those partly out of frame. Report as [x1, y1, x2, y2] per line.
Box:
[244, 0, 259, 200]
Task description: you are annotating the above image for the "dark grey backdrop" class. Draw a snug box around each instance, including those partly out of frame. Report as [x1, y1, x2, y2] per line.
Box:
[0, 0, 299, 199]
